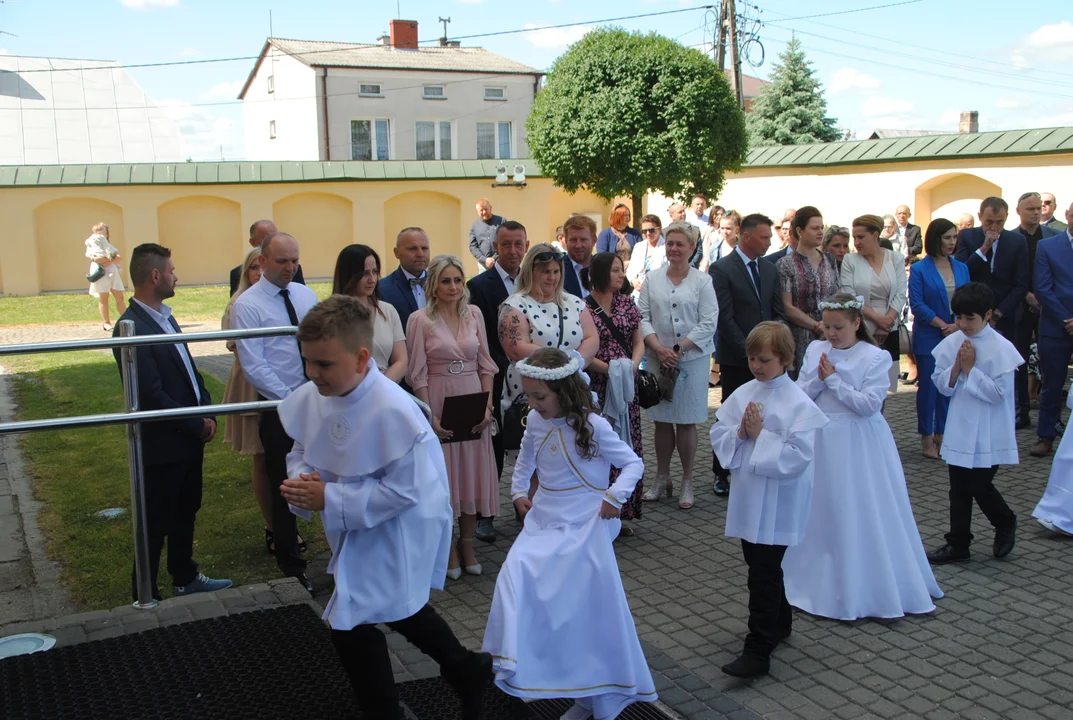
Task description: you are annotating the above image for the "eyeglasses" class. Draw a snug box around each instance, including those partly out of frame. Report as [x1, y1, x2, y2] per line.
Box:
[641, 227, 660, 235]
[533, 251, 564, 264]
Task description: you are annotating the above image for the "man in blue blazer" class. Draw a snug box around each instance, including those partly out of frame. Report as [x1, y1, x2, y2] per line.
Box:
[378, 227, 431, 335]
[1030, 201, 1073, 457]
[954, 197, 1030, 340]
[114, 243, 231, 602]
[466, 221, 529, 542]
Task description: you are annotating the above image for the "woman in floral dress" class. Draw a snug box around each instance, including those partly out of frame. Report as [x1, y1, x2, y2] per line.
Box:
[584, 252, 646, 527]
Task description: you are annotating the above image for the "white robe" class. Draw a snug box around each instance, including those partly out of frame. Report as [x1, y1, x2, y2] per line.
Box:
[1033, 391, 1073, 534]
[784, 341, 942, 620]
[483, 411, 656, 720]
[280, 364, 453, 629]
[710, 372, 828, 546]
[931, 325, 1023, 468]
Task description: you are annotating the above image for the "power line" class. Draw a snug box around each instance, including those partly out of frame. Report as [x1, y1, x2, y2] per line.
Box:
[11, 6, 713, 74]
[772, 0, 923, 22]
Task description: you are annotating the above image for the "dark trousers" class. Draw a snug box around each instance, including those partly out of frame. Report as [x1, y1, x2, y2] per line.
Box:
[259, 408, 306, 576]
[740, 540, 791, 659]
[131, 455, 202, 600]
[1014, 315, 1036, 421]
[1038, 333, 1073, 439]
[331, 604, 471, 719]
[713, 364, 754, 477]
[945, 465, 1015, 550]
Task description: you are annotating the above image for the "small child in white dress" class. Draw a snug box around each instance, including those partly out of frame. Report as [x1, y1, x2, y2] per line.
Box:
[277, 296, 491, 720]
[710, 322, 828, 679]
[482, 348, 657, 720]
[1033, 389, 1073, 536]
[784, 293, 942, 620]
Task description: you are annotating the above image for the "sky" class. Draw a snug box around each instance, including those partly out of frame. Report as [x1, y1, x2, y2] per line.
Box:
[1, 0, 1072, 161]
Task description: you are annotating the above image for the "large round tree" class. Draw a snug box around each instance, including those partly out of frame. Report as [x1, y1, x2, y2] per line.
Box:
[526, 27, 748, 225]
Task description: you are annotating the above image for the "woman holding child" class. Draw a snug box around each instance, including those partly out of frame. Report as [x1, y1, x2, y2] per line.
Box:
[407, 255, 499, 579]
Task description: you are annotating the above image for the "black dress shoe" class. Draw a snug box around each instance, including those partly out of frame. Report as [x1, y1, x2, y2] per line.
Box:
[926, 544, 970, 565]
[292, 572, 315, 596]
[994, 517, 1017, 559]
[714, 475, 730, 496]
[442, 651, 493, 720]
[1015, 417, 1032, 431]
[475, 517, 497, 543]
[721, 654, 770, 679]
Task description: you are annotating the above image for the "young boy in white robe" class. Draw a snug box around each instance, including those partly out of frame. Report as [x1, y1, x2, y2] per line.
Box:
[1033, 390, 1073, 536]
[482, 348, 657, 720]
[278, 295, 491, 720]
[925, 282, 1021, 565]
[784, 293, 942, 621]
[709, 322, 828, 679]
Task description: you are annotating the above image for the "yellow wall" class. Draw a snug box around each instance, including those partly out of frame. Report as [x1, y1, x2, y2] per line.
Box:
[0, 178, 612, 295]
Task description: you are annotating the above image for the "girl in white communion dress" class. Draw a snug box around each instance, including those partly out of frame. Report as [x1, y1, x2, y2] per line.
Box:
[482, 348, 657, 720]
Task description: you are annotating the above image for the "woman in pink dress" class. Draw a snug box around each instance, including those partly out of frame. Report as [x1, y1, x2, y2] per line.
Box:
[407, 254, 499, 580]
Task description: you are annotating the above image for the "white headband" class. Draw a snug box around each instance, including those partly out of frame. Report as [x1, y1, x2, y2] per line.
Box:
[515, 355, 581, 381]
[819, 296, 864, 311]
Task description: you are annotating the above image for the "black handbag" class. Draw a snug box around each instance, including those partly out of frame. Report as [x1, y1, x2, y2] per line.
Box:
[501, 304, 566, 451]
[86, 263, 106, 283]
[585, 296, 661, 409]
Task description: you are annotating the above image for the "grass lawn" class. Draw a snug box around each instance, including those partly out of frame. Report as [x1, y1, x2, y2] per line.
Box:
[0, 282, 333, 327]
[6, 349, 327, 611]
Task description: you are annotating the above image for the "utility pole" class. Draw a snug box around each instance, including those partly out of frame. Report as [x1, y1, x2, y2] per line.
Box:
[726, 0, 744, 111]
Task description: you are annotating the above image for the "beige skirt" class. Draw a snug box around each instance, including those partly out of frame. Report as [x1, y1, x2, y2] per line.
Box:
[222, 357, 264, 455]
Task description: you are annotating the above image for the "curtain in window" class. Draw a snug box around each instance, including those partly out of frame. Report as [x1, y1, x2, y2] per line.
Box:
[476, 122, 495, 160]
[416, 121, 435, 160]
[439, 121, 452, 160]
[351, 120, 372, 161]
[498, 122, 511, 160]
[374, 120, 390, 161]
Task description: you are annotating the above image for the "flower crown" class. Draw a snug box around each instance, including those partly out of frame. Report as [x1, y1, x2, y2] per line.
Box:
[818, 296, 864, 311]
[515, 355, 581, 381]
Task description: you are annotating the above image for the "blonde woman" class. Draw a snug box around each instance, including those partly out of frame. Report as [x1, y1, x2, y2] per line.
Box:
[406, 255, 499, 579]
[222, 249, 284, 554]
[84, 222, 125, 331]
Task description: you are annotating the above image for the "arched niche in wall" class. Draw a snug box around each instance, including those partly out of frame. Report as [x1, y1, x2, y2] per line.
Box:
[157, 196, 243, 287]
[915, 172, 1002, 228]
[383, 190, 462, 272]
[34, 197, 125, 292]
[273, 192, 354, 280]
[548, 188, 608, 244]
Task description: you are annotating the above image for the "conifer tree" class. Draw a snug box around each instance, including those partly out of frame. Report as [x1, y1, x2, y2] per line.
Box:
[746, 35, 840, 146]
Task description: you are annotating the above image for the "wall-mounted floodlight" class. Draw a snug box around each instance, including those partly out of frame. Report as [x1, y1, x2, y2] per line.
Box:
[513, 164, 526, 184]
[491, 162, 527, 189]
[495, 164, 508, 184]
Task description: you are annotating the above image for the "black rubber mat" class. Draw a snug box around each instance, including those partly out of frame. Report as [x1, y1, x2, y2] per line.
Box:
[0, 604, 673, 720]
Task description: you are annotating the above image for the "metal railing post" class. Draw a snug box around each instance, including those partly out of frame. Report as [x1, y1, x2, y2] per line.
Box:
[119, 320, 157, 610]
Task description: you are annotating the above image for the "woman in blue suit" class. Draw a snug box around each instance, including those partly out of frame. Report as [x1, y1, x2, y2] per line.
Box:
[908, 218, 970, 458]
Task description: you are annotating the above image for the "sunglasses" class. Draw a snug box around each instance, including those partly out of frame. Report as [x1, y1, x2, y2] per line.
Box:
[533, 251, 565, 264]
[641, 227, 660, 235]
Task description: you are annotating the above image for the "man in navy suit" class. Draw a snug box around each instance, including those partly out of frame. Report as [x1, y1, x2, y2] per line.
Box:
[1030, 200, 1073, 458]
[378, 227, 431, 334]
[466, 221, 529, 542]
[561, 215, 596, 299]
[1013, 192, 1062, 428]
[114, 244, 231, 601]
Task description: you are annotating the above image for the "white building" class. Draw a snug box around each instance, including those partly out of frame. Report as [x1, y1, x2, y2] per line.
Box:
[0, 55, 183, 165]
[239, 20, 543, 162]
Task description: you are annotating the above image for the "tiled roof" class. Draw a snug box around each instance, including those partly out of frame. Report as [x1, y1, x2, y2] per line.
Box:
[867, 129, 949, 140]
[271, 37, 541, 74]
[745, 126, 1073, 168]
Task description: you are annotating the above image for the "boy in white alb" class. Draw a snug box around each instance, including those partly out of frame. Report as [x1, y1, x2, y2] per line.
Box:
[278, 295, 491, 720]
[709, 322, 828, 679]
[926, 282, 1021, 565]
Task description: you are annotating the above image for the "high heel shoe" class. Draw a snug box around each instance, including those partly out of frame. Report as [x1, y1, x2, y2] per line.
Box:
[457, 537, 482, 576]
[642, 473, 672, 502]
[678, 477, 695, 510]
[446, 566, 463, 581]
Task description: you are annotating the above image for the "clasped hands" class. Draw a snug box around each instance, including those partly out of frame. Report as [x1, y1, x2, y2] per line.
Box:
[281, 471, 325, 511]
[432, 408, 493, 442]
[736, 401, 763, 440]
[952, 339, 976, 377]
[817, 352, 836, 381]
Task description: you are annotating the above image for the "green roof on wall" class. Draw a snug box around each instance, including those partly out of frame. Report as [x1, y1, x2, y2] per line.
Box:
[1, 125, 1071, 187]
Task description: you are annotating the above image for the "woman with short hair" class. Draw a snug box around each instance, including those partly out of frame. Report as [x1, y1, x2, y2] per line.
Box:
[597, 204, 642, 269]
[626, 214, 667, 298]
[823, 225, 851, 273]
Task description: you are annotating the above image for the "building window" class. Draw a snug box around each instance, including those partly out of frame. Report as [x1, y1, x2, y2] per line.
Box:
[423, 85, 446, 100]
[484, 87, 506, 101]
[476, 121, 511, 160]
[415, 120, 452, 160]
[351, 119, 390, 160]
[269, 120, 276, 139]
[359, 83, 383, 97]
[267, 75, 275, 94]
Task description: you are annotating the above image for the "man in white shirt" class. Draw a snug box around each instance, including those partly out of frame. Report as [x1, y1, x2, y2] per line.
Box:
[114, 243, 231, 601]
[231, 232, 319, 593]
[687, 195, 710, 229]
[562, 215, 596, 299]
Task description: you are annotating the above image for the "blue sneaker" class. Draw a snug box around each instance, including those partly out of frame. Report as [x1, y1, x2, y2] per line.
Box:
[173, 573, 232, 596]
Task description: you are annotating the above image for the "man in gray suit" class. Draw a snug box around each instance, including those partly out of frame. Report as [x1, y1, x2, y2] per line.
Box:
[709, 213, 786, 494]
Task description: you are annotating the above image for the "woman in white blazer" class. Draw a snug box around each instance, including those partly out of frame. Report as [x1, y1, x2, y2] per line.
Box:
[841, 214, 908, 392]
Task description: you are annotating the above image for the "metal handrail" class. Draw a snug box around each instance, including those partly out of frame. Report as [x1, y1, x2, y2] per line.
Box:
[0, 321, 433, 611]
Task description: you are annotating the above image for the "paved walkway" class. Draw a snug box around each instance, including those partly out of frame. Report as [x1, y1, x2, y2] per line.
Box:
[2, 321, 1072, 719]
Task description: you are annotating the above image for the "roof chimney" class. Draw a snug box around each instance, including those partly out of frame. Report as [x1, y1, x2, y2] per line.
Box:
[377, 33, 390, 46]
[959, 111, 979, 134]
[390, 19, 419, 50]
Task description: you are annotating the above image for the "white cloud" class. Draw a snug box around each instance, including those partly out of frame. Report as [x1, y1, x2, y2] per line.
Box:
[828, 67, 881, 95]
[1028, 21, 1073, 49]
[178, 48, 202, 58]
[1009, 54, 1032, 71]
[456, 0, 486, 4]
[523, 23, 590, 49]
[861, 96, 915, 120]
[938, 108, 962, 126]
[120, 0, 179, 7]
[157, 99, 242, 161]
[197, 80, 244, 102]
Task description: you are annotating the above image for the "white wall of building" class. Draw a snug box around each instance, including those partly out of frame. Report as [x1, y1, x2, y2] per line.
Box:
[321, 68, 537, 162]
[242, 50, 320, 161]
